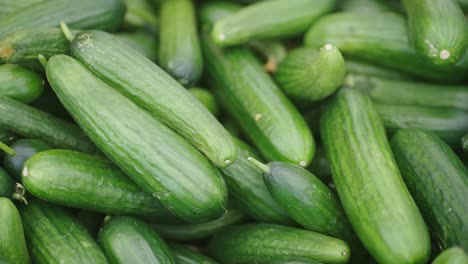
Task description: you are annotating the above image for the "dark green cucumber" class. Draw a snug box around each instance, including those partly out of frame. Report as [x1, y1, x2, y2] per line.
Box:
[22, 149, 176, 220]
[4, 139, 50, 181]
[433, 247, 468, 264]
[99, 216, 175, 264]
[0, 0, 43, 18]
[462, 133, 468, 151]
[123, 0, 158, 33]
[159, 0, 203, 86]
[304, 12, 468, 81]
[0, 96, 97, 153]
[151, 207, 246, 242]
[188, 87, 219, 117]
[321, 89, 430, 263]
[46, 55, 227, 223]
[0, 64, 44, 103]
[0, 0, 125, 39]
[70, 30, 236, 168]
[344, 59, 412, 80]
[0, 167, 14, 199]
[339, 0, 398, 12]
[402, 0, 467, 65]
[276, 45, 344, 102]
[19, 199, 108, 264]
[375, 103, 468, 146]
[391, 129, 468, 251]
[0, 197, 30, 264]
[208, 223, 350, 264]
[170, 244, 218, 264]
[211, 0, 336, 47]
[249, 40, 287, 73]
[114, 32, 158, 61]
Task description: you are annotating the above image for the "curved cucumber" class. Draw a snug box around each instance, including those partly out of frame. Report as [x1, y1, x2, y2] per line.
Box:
[321, 89, 430, 263]
[391, 129, 468, 251]
[46, 54, 227, 223]
[70, 30, 236, 168]
[0, 167, 13, 199]
[0, 197, 30, 264]
[433, 247, 468, 264]
[170, 244, 218, 264]
[188, 87, 219, 117]
[114, 32, 158, 61]
[0, 64, 44, 103]
[3, 139, 50, 181]
[99, 216, 175, 264]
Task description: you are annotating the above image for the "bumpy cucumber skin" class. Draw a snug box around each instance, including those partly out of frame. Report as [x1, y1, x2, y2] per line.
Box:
[170, 244, 218, 264]
[433, 247, 468, 264]
[159, 0, 203, 86]
[19, 199, 108, 264]
[114, 32, 158, 61]
[0, 198, 30, 264]
[211, 0, 336, 47]
[0, 168, 13, 199]
[321, 89, 430, 264]
[46, 55, 227, 223]
[3, 139, 50, 181]
[391, 129, 468, 251]
[70, 30, 236, 168]
[208, 223, 350, 264]
[0, 64, 44, 103]
[188, 87, 219, 117]
[402, 0, 467, 65]
[99, 216, 175, 264]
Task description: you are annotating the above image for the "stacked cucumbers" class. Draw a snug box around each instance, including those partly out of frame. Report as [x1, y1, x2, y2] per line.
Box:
[0, 0, 467, 263]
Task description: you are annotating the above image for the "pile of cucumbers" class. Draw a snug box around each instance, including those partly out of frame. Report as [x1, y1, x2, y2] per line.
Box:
[0, 0, 467, 263]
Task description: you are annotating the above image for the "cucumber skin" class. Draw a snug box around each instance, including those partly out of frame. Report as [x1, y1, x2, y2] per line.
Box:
[0, 168, 13, 199]
[433, 247, 468, 264]
[207, 223, 350, 264]
[22, 149, 175, 221]
[199, 2, 242, 27]
[0, 64, 44, 103]
[188, 87, 219, 117]
[0, 0, 43, 18]
[99, 216, 175, 264]
[114, 32, 158, 61]
[391, 129, 468, 251]
[321, 89, 430, 264]
[19, 199, 108, 264]
[3, 139, 50, 181]
[0, 198, 30, 264]
[0, 96, 97, 154]
[46, 55, 227, 223]
[70, 30, 236, 168]
[344, 59, 412, 80]
[159, 0, 203, 86]
[170, 244, 218, 264]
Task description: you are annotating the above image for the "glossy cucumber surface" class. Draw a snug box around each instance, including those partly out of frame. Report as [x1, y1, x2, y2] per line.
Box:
[433, 247, 468, 264]
[0, 64, 44, 103]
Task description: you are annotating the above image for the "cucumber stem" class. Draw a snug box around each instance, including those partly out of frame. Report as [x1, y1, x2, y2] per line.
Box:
[0, 141, 15, 156]
[60, 21, 75, 42]
[12, 183, 28, 205]
[38, 54, 48, 69]
[247, 157, 271, 173]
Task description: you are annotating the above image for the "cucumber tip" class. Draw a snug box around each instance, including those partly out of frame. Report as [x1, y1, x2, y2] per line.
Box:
[439, 50, 450, 60]
[299, 161, 306, 167]
[225, 159, 231, 165]
[324, 44, 333, 50]
[22, 166, 28, 177]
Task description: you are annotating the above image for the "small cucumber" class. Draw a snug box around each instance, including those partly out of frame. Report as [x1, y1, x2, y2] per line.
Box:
[0, 197, 30, 264]
[249, 40, 287, 73]
[344, 59, 412, 80]
[188, 87, 219, 117]
[0, 0, 43, 18]
[402, 0, 468, 65]
[4, 139, 50, 181]
[99, 216, 175, 264]
[170, 244, 218, 264]
[0, 64, 44, 103]
[433, 247, 468, 264]
[0, 167, 14, 199]
[114, 32, 158, 61]
[123, 0, 158, 33]
[159, 0, 203, 86]
[19, 199, 108, 264]
[211, 0, 336, 47]
[208, 223, 350, 264]
[321, 89, 430, 263]
[276, 45, 344, 102]
[391, 129, 468, 251]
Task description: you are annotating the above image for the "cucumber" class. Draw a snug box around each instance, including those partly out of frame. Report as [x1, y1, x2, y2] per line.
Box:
[375, 103, 468, 146]
[70, 30, 236, 168]
[391, 129, 468, 251]
[188, 87, 219, 117]
[211, 0, 336, 47]
[304, 12, 468, 81]
[339, 0, 398, 13]
[114, 32, 158, 61]
[0, 64, 44, 103]
[0, 167, 14, 199]
[0, 0, 43, 18]
[0, 96, 97, 154]
[433, 247, 468, 264]
[249, 40, 287, 73]
[462, 134, 468, 151]
[170, 244, 218, 264]
[19, 199, 108, 264]
[344, 74, 468, 111]
[344, 59, 412, 80]
[159, 0, 203, 86]
[321, 89, 430, 263]
[402, 0, 468, 65]
[46, 54, 227, 223]
[123, 0, 158, 33]
[4, 139, 50, 181]
[151, 207, 246, 242]
[0, 197, 30, 264]
[22, 149, 176, 221]
[207, 223, 350, 264]
[0, 0, 125, 39]
[276, 45, 344, 102]
[99, 216, 175, 264]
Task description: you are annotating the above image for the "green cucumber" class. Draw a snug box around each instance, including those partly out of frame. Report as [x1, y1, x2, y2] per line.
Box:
[0, 64, 44, 103]
[0, 0, 43, 18]
[170, 244, 218, 264]
[0, 167, 14, 199]
[375, 103, 468, 146]
[402, 0, 467, 65]
[208, 223, 350, 264]
[391, 129, 468, 251]
[123, 0, 158, 33]
[0, 96, 97, 154]
[159, 0, 202, 86]
[321, 89, 430, 263]
[0, 0, 125, 39]
[276, 45, 344, 102]
[99, 216, 175, 264]
[0, 197, 30, 264]
[70, 30, 236, 168]
[211, 0, 336, 47]
[188, 87, 219, 117]
[344, 59, 412, 80]
[46, 54, 227, 223]
[249, 40, 287, 73]
[22, 149, 176, 221]
[114, 32, 158, 61]
[462, 133, 468, 151]
[433, 247, 468, 264]
[339, 0, 398, 12]
[4, 139, 50, 181]
[19, 199, 108, 264]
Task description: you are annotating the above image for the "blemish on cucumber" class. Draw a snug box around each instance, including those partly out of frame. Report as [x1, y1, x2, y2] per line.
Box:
[440, 50, 450, 60]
